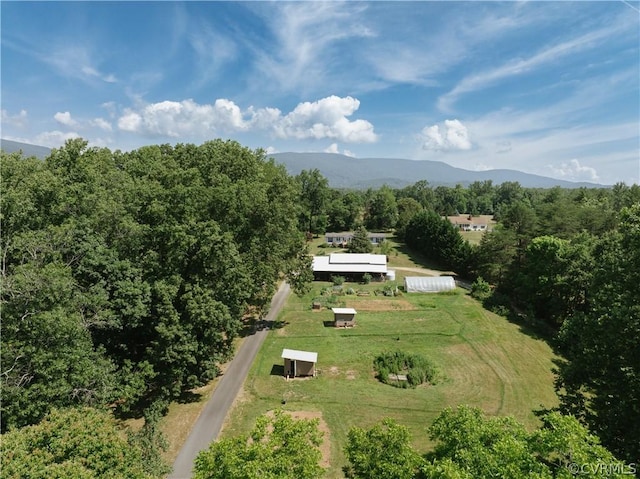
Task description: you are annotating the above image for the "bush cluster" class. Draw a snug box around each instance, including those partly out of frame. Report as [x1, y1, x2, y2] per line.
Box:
[373, 351, 439, 388]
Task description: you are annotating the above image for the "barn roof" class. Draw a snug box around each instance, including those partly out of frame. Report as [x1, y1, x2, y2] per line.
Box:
[331, 307, 357, 315]
[312, 253, 388, 274]
[281, 348, 318, 363]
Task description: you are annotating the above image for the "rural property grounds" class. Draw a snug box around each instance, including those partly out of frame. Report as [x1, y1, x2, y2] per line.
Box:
[219, 273, 559, 478]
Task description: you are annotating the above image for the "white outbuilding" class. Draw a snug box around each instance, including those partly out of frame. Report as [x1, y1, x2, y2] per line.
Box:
[312, 253, 388, 281]
[404, 276, 456, 293]
[282, 349, 318, 378]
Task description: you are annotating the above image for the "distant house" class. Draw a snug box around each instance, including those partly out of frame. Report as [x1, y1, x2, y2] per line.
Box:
[282, 349, 318, 378]
[325, 231, 387, 247]
[331, 307, 357, 327]
[446, 214, 494, 232]
[404, 276, 456, 293]
[312, 253, 388, 281]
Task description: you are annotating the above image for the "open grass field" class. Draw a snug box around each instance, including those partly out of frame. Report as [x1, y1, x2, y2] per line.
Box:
[221, 282, 559, 478]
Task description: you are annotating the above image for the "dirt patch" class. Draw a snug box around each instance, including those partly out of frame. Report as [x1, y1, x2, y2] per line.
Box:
[328, 366, 340, 376]
[345, 299, 416, 311]
[345, 370, 357, 380]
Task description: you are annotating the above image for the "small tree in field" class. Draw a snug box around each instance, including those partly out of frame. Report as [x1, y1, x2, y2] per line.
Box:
[348, 226, 373, 254]
[470, 276, 492, 301]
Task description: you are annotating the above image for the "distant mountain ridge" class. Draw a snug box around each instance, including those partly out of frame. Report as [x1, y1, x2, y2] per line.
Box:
[1, 139, 51, 159]
[270, 152, 606, 189]
[1, 140, 605, 188]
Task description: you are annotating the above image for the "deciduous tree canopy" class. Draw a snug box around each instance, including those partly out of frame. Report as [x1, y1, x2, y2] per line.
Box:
[193, 411, 324, 479]
[1, 139, 310, 430]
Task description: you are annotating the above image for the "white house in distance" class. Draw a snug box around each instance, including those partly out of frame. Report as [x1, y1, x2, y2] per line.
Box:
[324, 231, 387, 247]
[282, 348, 318, 378]
[404, 276, 456, 293]
[312, 253, 388, 281]
[446, 214, 494, 232]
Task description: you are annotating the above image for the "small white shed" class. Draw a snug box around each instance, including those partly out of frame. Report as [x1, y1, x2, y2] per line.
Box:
[404, 276, 456, 293]
[282, 349, 318, 378]
[331, 307, 357, 327]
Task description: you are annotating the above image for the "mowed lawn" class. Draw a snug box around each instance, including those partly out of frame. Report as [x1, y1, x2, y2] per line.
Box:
[221, 283, 558, 478]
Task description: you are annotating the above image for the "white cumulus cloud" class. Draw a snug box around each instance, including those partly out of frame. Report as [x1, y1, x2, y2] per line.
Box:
[116, 95, 377, 143]
[324, 143, 356, 157]
[91, 118, 112, 131]
[422, 119, 472, 151]
[35, 130, 80, 147]
[275, 96, 377, 143]
[54, 111, 78, 127]
[117, 99, 247, 137]
[548, 159, 599, 182]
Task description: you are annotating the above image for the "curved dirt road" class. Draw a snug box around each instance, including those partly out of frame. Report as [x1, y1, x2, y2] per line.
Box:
[169, 282, 291, 479]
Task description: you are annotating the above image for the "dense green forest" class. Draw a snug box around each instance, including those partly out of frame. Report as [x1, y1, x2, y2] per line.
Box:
[1, 142, 638, 476]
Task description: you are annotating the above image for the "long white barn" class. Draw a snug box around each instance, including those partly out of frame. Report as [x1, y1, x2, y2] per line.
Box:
[312, 253, 388, 280]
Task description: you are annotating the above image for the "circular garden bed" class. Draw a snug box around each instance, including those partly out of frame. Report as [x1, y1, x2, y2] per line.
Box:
[373, 351, 440, 388]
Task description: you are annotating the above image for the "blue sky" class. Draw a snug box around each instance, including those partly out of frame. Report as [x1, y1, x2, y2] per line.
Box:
[2, 1, 639, 184]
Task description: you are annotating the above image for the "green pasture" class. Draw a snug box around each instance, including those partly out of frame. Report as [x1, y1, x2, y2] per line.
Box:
[221, 283, 558, 478]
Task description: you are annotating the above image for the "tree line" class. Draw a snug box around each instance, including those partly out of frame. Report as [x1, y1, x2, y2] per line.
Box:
[187, 406, 629, 478]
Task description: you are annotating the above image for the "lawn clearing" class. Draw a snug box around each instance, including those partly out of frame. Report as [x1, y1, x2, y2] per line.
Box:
[221, 283, 559, 478]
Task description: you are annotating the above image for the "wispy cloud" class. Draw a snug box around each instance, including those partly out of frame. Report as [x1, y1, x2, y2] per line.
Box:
[4, 36, 117, 85]
[1, 109, 28, 128]
[187, 21, 237, 89]
[249, 2, 374, 95]
[438, 12, 636, 112]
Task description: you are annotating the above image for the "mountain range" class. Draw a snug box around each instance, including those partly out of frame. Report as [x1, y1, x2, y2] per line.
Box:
[1, 139, 52, 160]
[1, 139, 606, 189]
[270, 152, 606, 189]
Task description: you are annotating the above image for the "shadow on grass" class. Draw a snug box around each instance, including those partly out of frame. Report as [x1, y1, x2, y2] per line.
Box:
[481, 293, 558, 344]
[392, 239, 452, 273]
[174, 390, 204, 404]
[238, 322, 257, 338]
[323, 320, 335, 328]
[270, 364, 284, 376]
[270, 320, 289, 330]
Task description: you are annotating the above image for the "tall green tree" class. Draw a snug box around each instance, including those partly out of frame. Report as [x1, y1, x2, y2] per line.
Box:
[344, 418, 422, 479]
[326, 191, 364, 232]
[297, 169, 330, 234]
[0, 407, 164, 479]
[194, 411, 324, 479]
[404, 210, 472, 274]
[365, 186, 398, 231]
[348, 226, 374, 254]
[423, 406, 629, 478]
[555, 204, 640, 463]
[395, 197, 423, 239]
